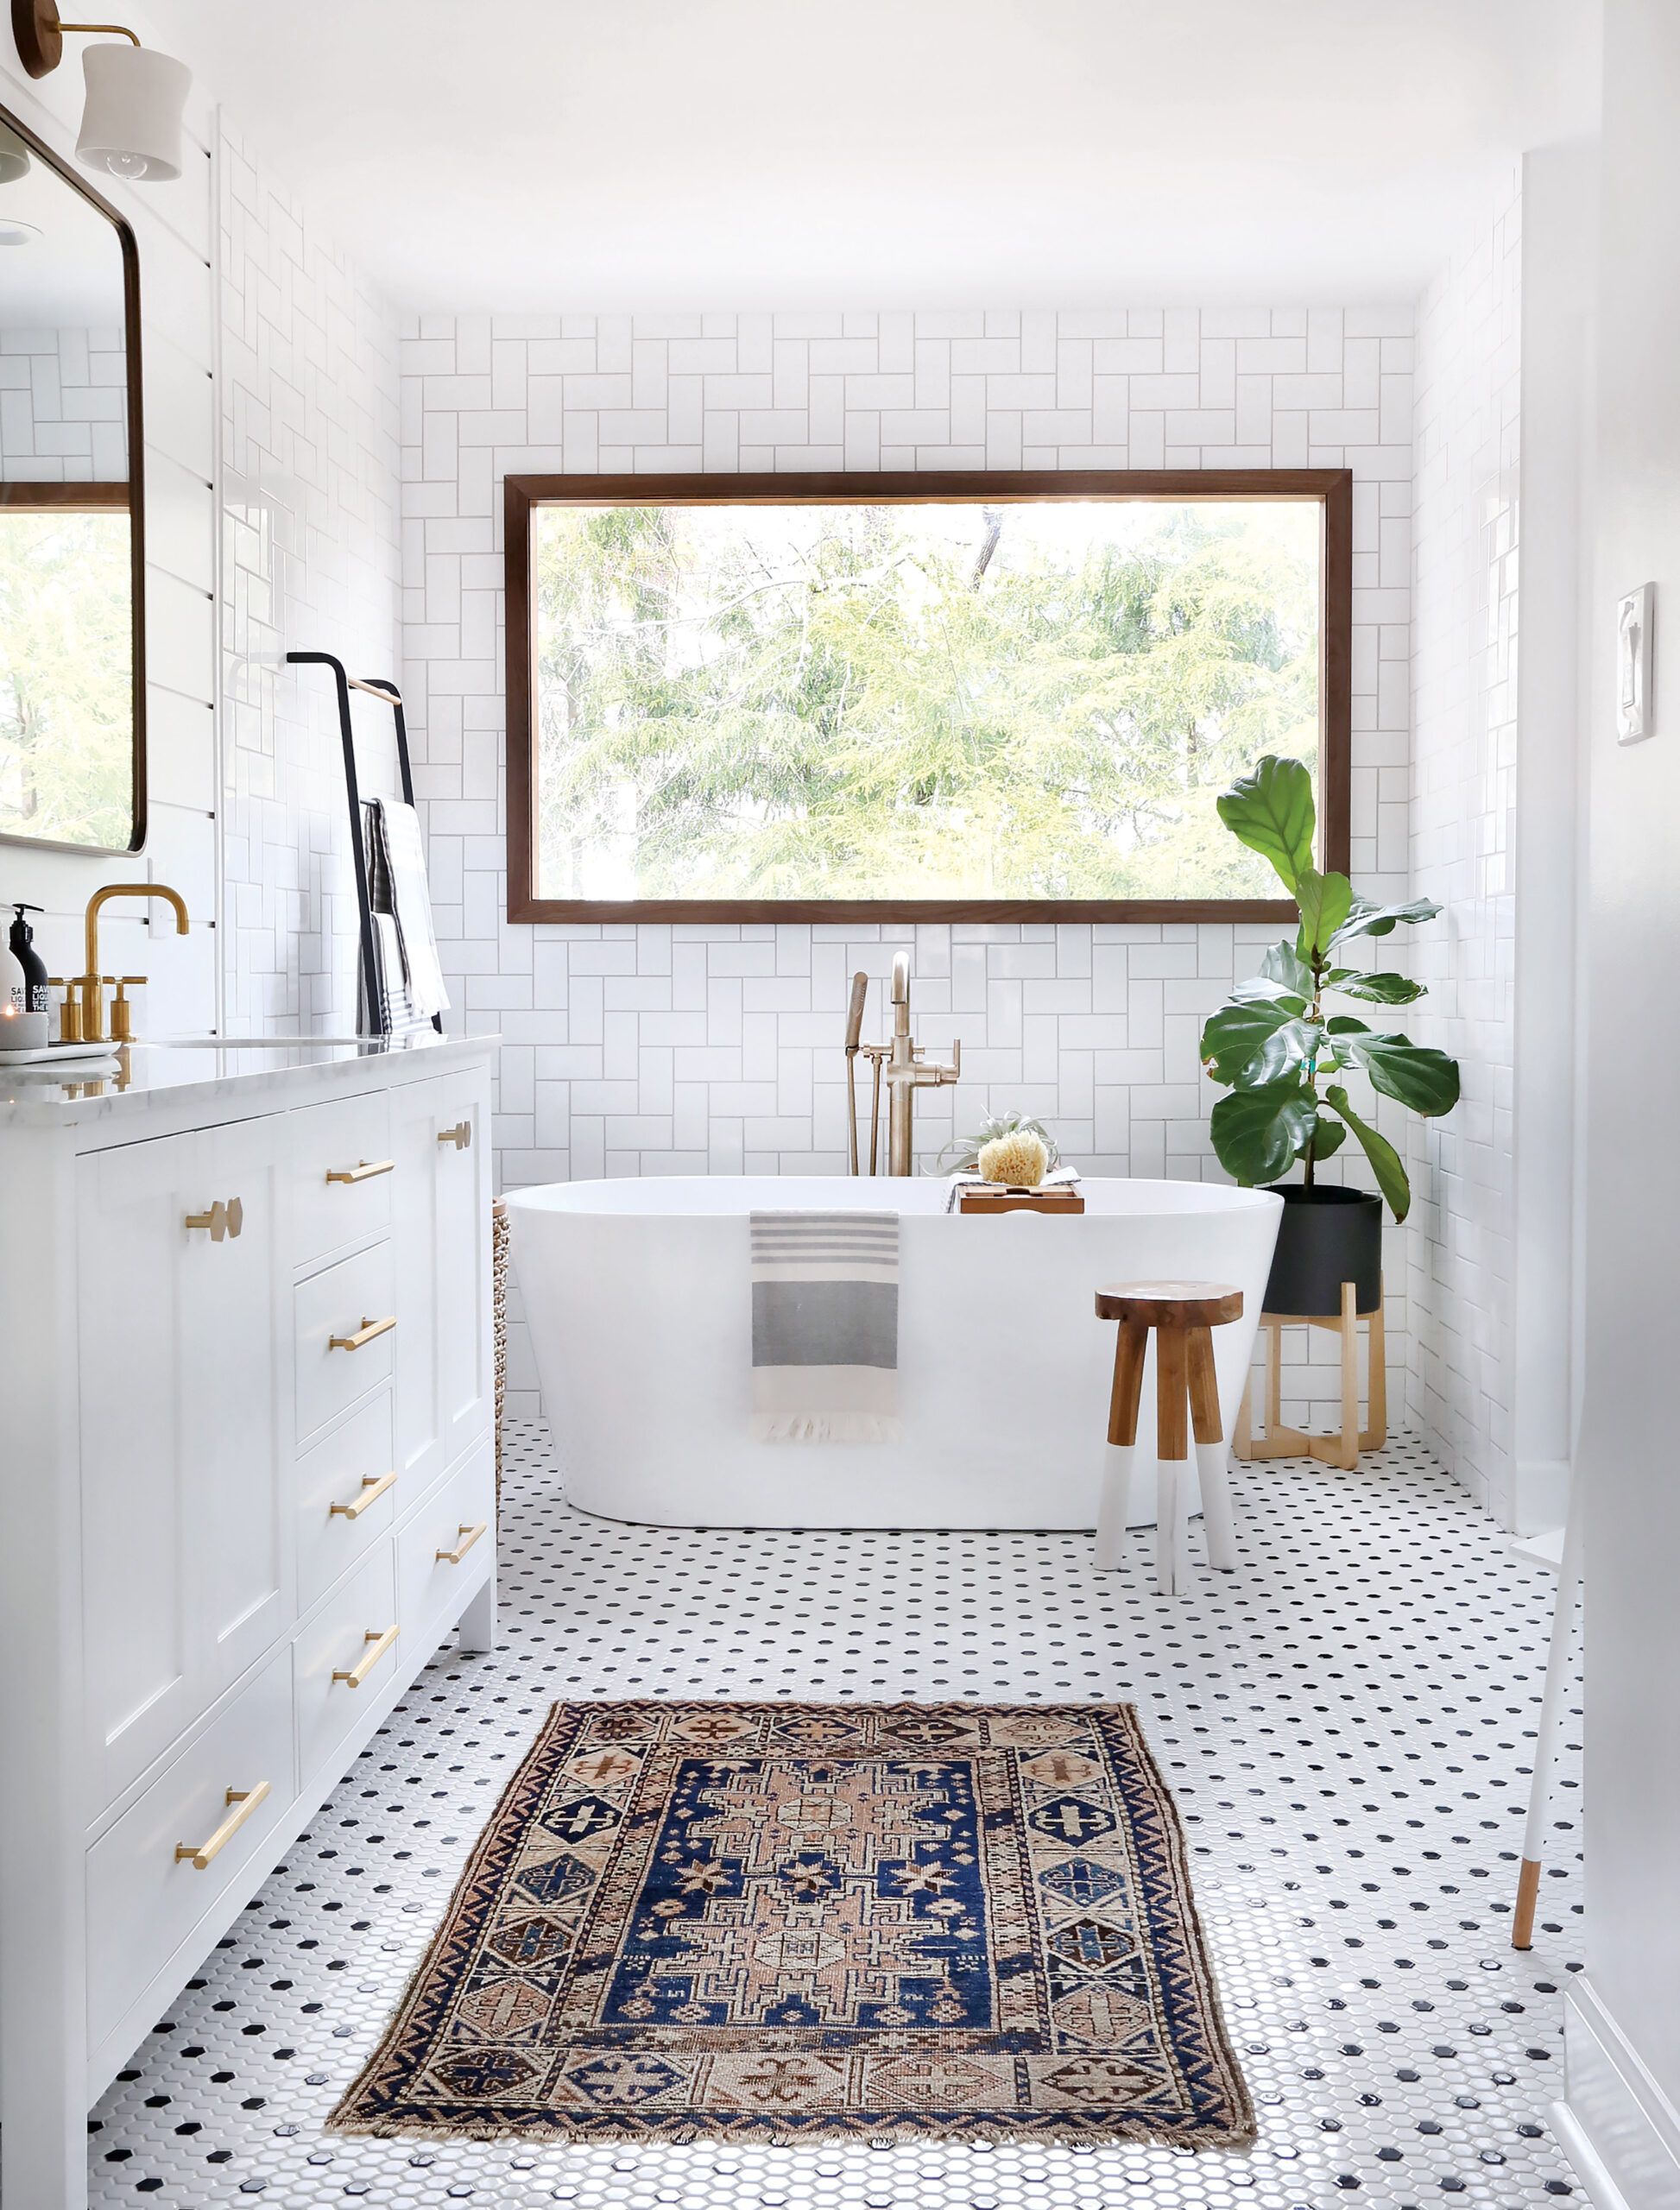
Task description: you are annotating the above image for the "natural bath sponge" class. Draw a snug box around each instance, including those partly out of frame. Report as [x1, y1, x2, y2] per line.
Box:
[977, 1128, 1049, 1188]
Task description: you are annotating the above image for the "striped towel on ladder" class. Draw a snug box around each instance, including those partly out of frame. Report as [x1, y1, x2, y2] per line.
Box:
[748, 1211, 901, 1443]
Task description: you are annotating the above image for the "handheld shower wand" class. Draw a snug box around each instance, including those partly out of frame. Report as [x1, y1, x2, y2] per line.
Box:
[844, 970, 869, 1174]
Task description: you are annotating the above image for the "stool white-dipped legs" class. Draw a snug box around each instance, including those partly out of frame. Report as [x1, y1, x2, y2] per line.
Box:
[1096, 1315, 1148, 1575]
[1196, 1437, 1239, 1569]
[1094, 1443, 1134, 1569]
[1155, 1458, 1191, 1594]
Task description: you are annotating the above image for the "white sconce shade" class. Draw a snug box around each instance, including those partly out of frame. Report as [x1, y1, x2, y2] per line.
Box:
[0, 123, 30, 184]
[76, 42, 191, 182]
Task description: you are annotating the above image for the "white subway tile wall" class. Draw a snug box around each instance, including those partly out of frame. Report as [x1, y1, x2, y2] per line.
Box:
[0, 325, 130, 479]
[218, 123, 403, 1036]
[396, 306, 1418, 1434]
[1405, 176, 1522, 1520]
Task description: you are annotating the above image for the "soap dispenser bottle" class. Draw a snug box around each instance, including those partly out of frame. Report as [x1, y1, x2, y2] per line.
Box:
[9, 904, 47, 1014]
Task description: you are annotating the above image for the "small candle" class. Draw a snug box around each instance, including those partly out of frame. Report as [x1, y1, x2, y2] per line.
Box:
[0, 1005, 49, 1051]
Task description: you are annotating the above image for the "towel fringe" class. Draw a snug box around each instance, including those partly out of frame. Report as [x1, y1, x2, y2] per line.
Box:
[749, 1412, 905, 1445]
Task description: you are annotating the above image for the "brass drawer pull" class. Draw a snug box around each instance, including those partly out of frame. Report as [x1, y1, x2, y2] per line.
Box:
[325, 1158, 395, 1185]
[435, 1520, 488, 1565]
[437, 1121, 471, 1150]
[185, 1196, 243, 1241]
[174, 1781, 271, 1869]
[329, 1469, 397, 1520]
[333, 1623, 399, 1688]
[328, 1314, 395, 1353]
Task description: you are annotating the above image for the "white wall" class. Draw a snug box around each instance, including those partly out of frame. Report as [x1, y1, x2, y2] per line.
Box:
[1509, 144, 1596, 1539]
[1562, 3, 1680, 2200]
[398, 305, 1418, 1425]
[1, 22, 218, 1034]
[1405, 176, 1523, 1523]
[217, 121, 401, 1036]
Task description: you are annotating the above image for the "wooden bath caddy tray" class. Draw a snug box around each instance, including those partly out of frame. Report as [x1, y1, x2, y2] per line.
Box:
[957, 1185, 1086, 1214]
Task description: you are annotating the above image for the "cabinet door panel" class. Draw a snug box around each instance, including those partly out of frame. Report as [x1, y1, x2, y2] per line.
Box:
[79, 1132, 197, 1807]
[434, 1070, 491, 1463]
[389, 1078, 444, 1492]
[186, 1114, 288, 1696]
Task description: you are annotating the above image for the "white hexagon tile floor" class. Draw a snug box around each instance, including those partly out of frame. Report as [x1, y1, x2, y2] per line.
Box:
[79, 1423, 1585, 2210]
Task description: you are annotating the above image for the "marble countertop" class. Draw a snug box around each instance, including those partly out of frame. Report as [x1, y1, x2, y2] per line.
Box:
[0, 1031, 498, 1132]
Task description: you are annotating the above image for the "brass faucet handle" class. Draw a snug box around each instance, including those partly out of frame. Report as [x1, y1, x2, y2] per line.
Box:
[49, 978, 85, 1044]
[111, 976, 146, 1044]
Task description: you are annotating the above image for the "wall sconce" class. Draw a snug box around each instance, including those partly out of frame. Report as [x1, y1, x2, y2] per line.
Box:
[10, 0, 191, 181]
[0, 118, 31, 182]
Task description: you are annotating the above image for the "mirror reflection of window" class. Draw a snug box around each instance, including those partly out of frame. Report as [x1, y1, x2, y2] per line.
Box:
[0, 109, 141, 853]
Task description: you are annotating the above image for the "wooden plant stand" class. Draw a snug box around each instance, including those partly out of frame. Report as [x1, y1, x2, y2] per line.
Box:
[1234, 1279, 1386, 1473]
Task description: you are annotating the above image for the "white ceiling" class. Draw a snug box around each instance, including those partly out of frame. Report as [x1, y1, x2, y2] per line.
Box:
[0, 149, 129, 332]
[143, 0, 1601, 313]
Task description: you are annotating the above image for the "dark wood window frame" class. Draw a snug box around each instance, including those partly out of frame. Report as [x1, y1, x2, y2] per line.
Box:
[505, 468, 1351, 925]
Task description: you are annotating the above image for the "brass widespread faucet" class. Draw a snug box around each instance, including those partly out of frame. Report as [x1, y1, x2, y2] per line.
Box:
[73, 882, 190, 1042]
[845, 951, 961, 1176]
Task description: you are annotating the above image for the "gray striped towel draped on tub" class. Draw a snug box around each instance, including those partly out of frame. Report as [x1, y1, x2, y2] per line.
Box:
[748, 1210, 901, 1443]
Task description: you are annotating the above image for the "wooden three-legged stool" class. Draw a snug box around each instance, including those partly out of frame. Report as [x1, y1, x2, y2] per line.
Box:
[1094, 1280, 1244, 1594]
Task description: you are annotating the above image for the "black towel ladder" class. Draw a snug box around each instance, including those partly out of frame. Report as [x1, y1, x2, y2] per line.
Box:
[285, 651, 443, 1036]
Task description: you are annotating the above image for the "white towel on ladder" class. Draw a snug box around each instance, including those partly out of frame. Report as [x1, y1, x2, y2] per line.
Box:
[367, 798, 448, 1020]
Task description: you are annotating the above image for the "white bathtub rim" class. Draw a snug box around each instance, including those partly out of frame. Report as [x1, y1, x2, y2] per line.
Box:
[504, 1172, 1285, 1222]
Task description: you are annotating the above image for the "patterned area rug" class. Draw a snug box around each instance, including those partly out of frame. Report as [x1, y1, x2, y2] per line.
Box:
[332, 1700, 1254, 2145]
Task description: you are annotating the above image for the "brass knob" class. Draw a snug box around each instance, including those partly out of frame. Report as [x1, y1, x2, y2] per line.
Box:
[185, 1197, 243, 1241]
[437, 1121, 471, 1150]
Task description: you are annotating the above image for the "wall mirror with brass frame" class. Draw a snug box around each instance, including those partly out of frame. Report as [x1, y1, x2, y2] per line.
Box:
[0, 101, 145, 854]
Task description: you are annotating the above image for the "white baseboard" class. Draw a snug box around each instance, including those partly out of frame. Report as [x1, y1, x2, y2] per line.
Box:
[1514, 1455, 1573, 1535]
[1561, 1977, 1680, 2210]
[1512, 1525, 1566, 1569]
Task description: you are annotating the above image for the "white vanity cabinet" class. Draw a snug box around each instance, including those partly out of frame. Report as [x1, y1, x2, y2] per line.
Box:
[0, 1035, 497, 2210]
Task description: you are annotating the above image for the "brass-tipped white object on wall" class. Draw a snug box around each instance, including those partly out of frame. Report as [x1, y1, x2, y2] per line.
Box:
[77, 40, 189, 180]
[11, 0, 191, 182]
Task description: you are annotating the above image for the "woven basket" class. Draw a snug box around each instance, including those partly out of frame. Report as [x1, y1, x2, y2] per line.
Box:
[492, 1197, 508, 1515]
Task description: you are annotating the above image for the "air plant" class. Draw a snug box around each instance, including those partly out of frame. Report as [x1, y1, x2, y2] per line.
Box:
[938, 1109, 1062, 1176]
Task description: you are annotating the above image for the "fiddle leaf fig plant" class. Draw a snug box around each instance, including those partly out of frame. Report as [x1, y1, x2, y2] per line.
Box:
[1200, 755, 1459, 1222]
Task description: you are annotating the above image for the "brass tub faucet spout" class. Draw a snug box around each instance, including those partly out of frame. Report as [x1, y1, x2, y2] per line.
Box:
[78, 882, 189, 1041]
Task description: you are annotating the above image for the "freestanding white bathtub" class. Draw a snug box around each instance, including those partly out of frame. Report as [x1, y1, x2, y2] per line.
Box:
[506, 1176, 1281, 1531]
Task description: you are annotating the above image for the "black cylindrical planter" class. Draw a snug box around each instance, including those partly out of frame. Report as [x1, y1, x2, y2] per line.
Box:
[1262, 1185, 1383, 1316]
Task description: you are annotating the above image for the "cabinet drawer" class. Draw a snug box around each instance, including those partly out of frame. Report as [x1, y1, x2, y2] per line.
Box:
[294, 1539, 400, 1786]
[295, 1391, 397, 1612]
[398, 1444, 496, 1649]
[86, 1643, 294, 2053]
[288, 1089, 395, 1271]
[294, 1241, 396, 1445]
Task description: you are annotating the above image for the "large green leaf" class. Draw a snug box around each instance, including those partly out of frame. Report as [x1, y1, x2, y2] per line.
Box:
[1338, 1032, 1461, 1115]
[1329, 895, 1443, 946]
[1323, 1084, 1412, 1221]
[1209, 1078, 1317, 1184]
[1295, 867, 1354, 959]
[1216, 755, 1316, 893]
[1259, 939, 1315, 998]
[1309, 1115, 1348, 1163]
[1200, 1002, 1318, 1088]
[1325, 968, 1425, 1006]
[1229, 973, 1308, 1013]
